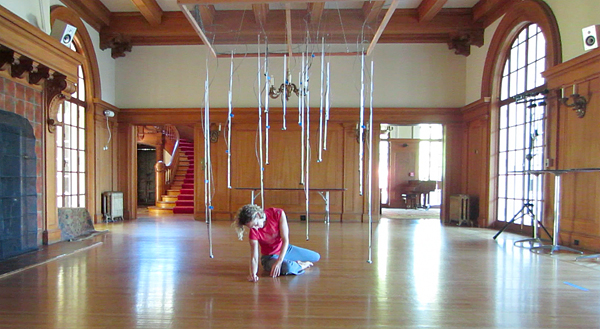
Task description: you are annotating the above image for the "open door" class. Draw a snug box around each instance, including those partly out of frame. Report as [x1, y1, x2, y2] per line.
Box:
[387, 139, 419, 208]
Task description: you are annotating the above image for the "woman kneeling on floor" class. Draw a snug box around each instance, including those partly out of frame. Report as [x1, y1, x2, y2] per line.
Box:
[234, 204, 320, 282]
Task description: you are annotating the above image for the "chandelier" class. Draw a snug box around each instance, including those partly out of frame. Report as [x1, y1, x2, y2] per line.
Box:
[268, 69, 300, 101]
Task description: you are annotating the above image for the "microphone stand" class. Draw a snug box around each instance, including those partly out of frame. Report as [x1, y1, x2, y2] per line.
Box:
[493, 99, 551, 245]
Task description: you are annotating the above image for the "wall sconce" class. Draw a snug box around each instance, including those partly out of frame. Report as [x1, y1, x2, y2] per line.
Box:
[102, 110, 114, 151]
[561, 85, 587, 118]
[209, 123, 220, 143]
[355, 123, 367, 143]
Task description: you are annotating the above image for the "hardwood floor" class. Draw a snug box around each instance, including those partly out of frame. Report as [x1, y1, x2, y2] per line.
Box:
[1, 211, 600, 328]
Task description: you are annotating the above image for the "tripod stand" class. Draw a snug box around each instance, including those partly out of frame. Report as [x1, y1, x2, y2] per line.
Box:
[493, 182, 552, 244]
[493, 100, 551, 245]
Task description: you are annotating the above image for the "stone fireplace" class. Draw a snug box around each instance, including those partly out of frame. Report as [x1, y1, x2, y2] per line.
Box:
[0, 108, 38, 260]
[0, 77, 43, 260]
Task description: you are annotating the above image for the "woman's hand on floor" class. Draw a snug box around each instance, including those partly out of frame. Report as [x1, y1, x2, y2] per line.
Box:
[270, 261, 283, 277]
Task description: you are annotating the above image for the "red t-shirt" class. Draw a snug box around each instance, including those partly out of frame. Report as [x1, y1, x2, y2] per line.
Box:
[249, 208, 283, 256]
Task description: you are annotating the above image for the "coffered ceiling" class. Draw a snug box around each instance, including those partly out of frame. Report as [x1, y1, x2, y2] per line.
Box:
[59, 0, 516, 58]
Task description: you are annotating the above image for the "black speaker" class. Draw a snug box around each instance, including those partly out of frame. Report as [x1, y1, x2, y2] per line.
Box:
[50, 20, 77, 48]
[582, 25, 599, 51]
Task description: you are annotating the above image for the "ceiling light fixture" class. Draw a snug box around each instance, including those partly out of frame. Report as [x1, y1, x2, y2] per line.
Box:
[268, 70, 300, 101]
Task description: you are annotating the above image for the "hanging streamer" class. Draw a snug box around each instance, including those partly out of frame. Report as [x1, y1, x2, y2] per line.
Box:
[264, 44, 270, 165]
[298, 70, 302, 125]
[305, 55, 311, 241]
[358, 51, 365, 196]
[324, 61, 330, 151]
[299, 53, 305, 185]
[367, 60, 374, 264]
[204, 53, 214, 259]
[257, 38, 265, 207]
[318, 37, 325, 163]
[227, 51, 233, 189]
[282, 54, 287, 131]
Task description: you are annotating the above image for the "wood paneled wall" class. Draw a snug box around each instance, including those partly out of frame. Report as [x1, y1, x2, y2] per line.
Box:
[116, 124, 138, 220]
[93, 101, 119, 222]
[543, 47, 600, 251]
[443, 122, 468, 223]
[194, 115, 368, 222]
[120, 107, 464, 223]
[459, 99, 492, 226]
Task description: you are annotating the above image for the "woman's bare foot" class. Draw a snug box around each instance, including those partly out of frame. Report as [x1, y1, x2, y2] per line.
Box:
[297, 261, 313, 270]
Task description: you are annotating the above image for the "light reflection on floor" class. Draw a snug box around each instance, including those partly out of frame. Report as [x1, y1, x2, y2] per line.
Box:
[134, 244, 177, 324]
[412, 219, 442, 306]
[4, 212, 600, 328]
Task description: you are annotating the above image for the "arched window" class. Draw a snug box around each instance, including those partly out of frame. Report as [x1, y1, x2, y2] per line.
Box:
[56, 44, 87, 207]
[481, 0, 561, 229]
[51, 4, 103, 214]
[496, 24, 547, 225]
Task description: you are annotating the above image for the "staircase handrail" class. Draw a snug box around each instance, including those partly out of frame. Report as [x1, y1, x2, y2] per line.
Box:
[162, 124, 180, 189]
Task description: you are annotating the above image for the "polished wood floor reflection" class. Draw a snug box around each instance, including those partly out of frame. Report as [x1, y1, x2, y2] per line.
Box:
[2, 210, 600, 328]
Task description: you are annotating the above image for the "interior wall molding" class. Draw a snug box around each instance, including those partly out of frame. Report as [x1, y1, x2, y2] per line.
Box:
[117, 107, 464, 126]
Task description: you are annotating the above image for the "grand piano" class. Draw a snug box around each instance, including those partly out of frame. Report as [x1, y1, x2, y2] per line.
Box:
[400, 180, 437, 209]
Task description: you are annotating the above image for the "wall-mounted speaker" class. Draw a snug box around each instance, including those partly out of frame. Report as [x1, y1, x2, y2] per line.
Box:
[50, 20, 77, 48]
[582, 25, 600, 51]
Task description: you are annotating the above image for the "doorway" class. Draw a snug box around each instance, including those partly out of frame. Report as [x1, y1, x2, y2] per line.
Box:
[380, 124, 443, 214]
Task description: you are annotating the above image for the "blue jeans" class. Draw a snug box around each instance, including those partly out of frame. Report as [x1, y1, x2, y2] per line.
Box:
[261, 245, 320, 275]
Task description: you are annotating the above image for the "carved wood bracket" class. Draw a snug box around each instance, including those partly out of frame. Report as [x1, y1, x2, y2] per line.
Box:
[45, 73, 76, 133]
[447, 30, 485, 56]
[0, 46, 13, 71]
[1, 47, 51, 85]
[100, 33, 133, 59]
[1, 45, 77, 133]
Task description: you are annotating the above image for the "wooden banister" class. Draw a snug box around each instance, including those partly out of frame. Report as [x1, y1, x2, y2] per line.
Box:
[162, 124, 180, 189]
[152, 124, 180, 204]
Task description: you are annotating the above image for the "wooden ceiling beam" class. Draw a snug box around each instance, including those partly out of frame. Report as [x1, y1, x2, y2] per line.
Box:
[103, 8, 483, 50]
[384, 9, 480, 33]
[131, 0, 164, 26]
[380, 8, 483, 49]
[417, 0, 448, 22]
[307, 3, 325, 25]
[252, 4, 269, 28]
[179, 0, 353, 3]
[59, 0, 110, 31]
[179, 5, 216, 56]
[285, 4, 292, 56]
[199, 5, 216, 27]
[367, 0, 399, 55]
[362, 1, 385, 26]
[101, 12, 201, 47]
[472, 0, 517, 27]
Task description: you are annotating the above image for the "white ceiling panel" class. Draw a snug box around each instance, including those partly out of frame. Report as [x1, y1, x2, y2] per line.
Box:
[99, 0, 138, 12]
[445, 0, 480, 8]
[156, 0, 183, 11]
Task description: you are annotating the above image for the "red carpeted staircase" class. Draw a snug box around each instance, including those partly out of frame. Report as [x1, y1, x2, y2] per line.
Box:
[172, 140, 195, 214]
[148, 139, 195, 215]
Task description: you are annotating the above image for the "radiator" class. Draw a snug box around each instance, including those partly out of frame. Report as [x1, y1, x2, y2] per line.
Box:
[102, 191, 124, 222]
[449, 194, 472, 226]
